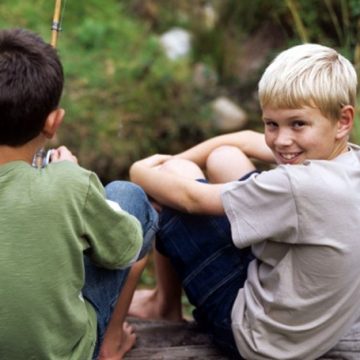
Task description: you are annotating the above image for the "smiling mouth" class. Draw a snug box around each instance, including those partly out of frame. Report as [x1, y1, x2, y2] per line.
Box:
[278, 152, 302, 162]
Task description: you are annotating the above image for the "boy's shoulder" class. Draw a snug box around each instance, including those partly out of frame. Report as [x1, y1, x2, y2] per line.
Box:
[47, 160, 92, 178]
[46, 161, 101, 192]
[298, 143, 360, 172]
[0, 161, 104, 218]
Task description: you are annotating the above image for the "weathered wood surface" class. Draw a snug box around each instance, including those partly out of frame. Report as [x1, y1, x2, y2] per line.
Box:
[124, 318, 228, 359]
[320, 321, 360, 360]
[124, 317, 360, 360]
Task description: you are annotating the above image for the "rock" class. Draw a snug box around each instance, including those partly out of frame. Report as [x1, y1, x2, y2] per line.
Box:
[160, 28, 192, 61]
[211, 96, 247, 131]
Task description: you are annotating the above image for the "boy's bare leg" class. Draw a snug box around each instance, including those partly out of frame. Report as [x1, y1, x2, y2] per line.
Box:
[98, 256, 148, 360]
[129, 159, 205, 322]
[129, 249, 183, 321]
[206, 145, 256, 183]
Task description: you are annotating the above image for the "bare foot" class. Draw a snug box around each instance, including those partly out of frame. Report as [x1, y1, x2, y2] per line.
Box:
[98, 322, 136, 360]
[128, 288, 183, 322]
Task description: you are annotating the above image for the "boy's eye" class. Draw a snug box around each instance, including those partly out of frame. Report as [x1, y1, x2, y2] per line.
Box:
[264, 121, 278, 129]
[292, 120, 306, 129]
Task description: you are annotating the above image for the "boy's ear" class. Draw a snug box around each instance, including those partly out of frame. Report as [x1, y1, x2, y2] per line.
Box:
[42, 108, 65, 139]
[336, 105, 354, 139]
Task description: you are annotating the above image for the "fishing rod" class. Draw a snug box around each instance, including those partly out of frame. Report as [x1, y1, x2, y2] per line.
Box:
[51, 0, 62, 48]
[33, 0, 65, 168]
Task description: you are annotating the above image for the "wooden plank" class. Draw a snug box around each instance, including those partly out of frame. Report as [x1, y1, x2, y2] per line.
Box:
[124, 318, 227, 359]
[126, 345, 228, 360]
[124, 318, 360, 359]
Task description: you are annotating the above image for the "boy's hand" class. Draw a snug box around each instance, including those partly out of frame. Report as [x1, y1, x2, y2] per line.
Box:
[50, 146, 78, 164]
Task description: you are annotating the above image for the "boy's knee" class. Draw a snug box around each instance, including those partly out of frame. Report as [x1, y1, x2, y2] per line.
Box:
[105, 181, 146, 203]
[206, 146, 253, 183]
[207, 145, 243, 166]
[106, 180, 142, 194]
[106, 181, 158, 246]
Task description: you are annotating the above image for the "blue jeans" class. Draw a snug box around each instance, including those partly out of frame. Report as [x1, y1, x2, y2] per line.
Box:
[82, 181, 159, 359]
[156, 185, 254, 359]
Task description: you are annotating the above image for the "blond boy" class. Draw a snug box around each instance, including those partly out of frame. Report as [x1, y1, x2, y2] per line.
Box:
[129, 43, 360, 359]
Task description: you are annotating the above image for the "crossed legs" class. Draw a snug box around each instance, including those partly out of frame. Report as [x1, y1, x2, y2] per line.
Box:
[129, 145, 256, 322]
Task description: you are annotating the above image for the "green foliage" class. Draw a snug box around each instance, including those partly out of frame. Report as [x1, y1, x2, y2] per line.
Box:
[0, 0, 359, 180]
[0, 0, 216, 181]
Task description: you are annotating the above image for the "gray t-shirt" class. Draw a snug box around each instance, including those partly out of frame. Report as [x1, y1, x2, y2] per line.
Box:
[222, 144, 360, 360]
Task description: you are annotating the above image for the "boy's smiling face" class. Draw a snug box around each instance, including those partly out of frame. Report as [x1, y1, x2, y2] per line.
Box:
[262, 106, 349, 165]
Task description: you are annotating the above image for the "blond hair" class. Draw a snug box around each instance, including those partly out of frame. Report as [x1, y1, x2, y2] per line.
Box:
[258, 43, 357, 120]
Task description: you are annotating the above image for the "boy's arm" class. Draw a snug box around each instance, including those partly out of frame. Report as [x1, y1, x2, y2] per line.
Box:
[130, 154, 225, 215]
[83, 173, 143, 269]
[174, 130, 275, 168]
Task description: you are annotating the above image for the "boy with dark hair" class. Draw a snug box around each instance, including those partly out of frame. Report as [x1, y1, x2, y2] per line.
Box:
[130, 43, 360, 359]
[0, 28, 157, 360]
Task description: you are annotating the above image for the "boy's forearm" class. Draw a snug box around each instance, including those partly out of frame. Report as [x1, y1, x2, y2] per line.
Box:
[131, 160, 182, 209]
[130, 160, 194, 212]
[238, 130, 275, 163]
[130, 159, 224, 215]
[175, 130, 274, 166]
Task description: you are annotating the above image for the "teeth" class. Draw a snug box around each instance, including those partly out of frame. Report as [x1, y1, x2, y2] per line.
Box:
[281, 153, 298, 160]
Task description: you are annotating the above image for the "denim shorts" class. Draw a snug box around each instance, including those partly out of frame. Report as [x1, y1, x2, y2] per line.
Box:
[82, 181, 159, 359]
[156, 174, 257, 359]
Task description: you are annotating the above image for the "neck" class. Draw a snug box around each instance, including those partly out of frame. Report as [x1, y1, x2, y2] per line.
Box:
[0, 136, 46, 165]
[329, 138, 349, 160]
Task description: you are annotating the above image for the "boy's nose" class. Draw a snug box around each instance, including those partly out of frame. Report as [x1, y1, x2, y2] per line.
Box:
[274, 130, 293, 147]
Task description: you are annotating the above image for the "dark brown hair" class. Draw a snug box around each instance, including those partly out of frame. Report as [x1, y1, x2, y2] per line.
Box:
[0, 28, 64, 146]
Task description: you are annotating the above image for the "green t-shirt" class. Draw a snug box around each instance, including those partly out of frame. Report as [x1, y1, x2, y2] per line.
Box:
[0, 160, 142, 359]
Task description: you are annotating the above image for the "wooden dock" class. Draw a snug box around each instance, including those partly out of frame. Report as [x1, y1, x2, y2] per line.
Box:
[124, 317, 360, 359]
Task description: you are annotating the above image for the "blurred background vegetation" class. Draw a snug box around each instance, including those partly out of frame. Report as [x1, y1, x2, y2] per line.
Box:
[0, 0, 359, 183]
